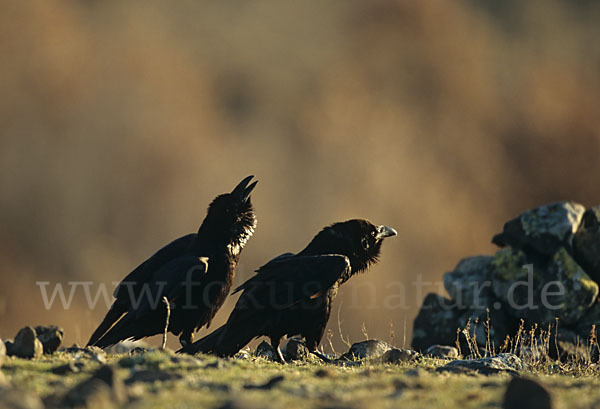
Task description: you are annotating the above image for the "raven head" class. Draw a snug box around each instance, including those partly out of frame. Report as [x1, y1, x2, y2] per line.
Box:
[202, 175, 258, 255]
[305, 219, 396, 277]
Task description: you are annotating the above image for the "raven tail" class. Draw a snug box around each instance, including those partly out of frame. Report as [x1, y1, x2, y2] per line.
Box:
[86, 302, 127, 347]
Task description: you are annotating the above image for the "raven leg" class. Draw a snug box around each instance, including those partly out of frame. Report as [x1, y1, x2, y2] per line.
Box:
[270, 336, 286, 364]
[179, 331, 193, 348]
[304, 337, 332, 363]
[161, 297, 171, 350]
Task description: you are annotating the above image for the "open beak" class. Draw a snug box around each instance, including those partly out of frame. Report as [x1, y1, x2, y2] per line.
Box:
[376, 225, 397, 240]
[231, 175, 258, 203]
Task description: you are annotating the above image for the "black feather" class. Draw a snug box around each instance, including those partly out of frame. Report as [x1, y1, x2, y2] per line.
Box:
[87, 176, 257, 348]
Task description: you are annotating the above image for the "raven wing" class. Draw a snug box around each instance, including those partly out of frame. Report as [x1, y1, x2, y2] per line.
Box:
[229, 254, 350, 323]
[114, 233, 197, 299]
[133, 255, 209, 319]
[87, 233, 197, 346]
[232, 252, 295, 294]
[189, 254, 350, 356]
[91, 256, 208, 348]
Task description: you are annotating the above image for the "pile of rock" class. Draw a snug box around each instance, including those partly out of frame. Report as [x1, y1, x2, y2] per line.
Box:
[3, 325, 64, 359]
[412, 201, 600, 357]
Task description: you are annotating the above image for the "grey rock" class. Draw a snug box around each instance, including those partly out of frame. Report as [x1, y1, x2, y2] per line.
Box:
[34, 325, 63, 354]
[61, 346, 107, 364]
[7, 327, 43, 359]
[63, 365, 127, 408]
[0, 338, 5, 368]
[341, 340, 393, 360]
[492, 201, 585, 256]
[104, 340, 148, 354]
[491, 247, 598, 325]
[503, 377, 552, 409]
[412, 293, 463, 351]
[438, 353, 524, 375]
[283, 338, 309, 361]
[0, 389, 44, 409]
[573, 206, 600, 284]
[425, 345, 460, 359]
[255, 341, 275, 360]
[443, 255, 494, 308]
[234, 350, 251, 360]
[379, 348, 419, 363]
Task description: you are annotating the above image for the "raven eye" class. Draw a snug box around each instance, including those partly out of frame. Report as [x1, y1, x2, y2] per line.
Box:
[361, 237, 369, 249]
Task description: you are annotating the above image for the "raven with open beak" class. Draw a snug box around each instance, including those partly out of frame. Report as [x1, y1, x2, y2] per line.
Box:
[88, 176, 258, 348]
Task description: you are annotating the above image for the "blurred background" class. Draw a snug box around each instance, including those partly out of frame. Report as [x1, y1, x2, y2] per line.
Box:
[1, 0, 599, 351]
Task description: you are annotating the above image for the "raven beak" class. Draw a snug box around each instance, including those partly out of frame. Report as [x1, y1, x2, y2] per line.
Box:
[231, 175, 257, 203]
[376, 225, 397, 240]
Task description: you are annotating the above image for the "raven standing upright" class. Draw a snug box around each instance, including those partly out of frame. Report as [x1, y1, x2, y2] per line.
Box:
[183, 219, 396, 362]
[87, 176, 258, 348]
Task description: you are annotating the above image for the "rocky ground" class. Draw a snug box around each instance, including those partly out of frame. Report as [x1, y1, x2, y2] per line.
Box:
[1, 335, 600, 409]
[4, 201, 600, 408]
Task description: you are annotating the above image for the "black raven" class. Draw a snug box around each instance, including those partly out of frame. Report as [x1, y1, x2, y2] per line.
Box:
[181, 219, 396, 362]
[87, 175, 258, 348]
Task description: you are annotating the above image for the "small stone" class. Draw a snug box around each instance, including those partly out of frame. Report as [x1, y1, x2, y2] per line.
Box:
[129, 346, 150, 355]
[503, 377, 552, 409]
[90, 350, 108, 364]
[425, 345, 460, 359]
[284, 338, 309, 361]
[255, 341, 275, 360]
[234, 350, 251, 360]
[104, 340, 149, 354]
[34, 325, 63, 354]
[8, 327, 43, 359]
[341, 340, 393, 360]
[380, 348, 419, 363]
[438, 353, 523, 376]
[492, 201, 585, 256]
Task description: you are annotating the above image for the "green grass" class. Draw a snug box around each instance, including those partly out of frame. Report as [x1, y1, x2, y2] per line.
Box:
[2, 349, 600, 409]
